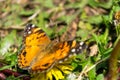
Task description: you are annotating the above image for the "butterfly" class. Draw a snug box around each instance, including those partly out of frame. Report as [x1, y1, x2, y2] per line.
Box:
[18, 24, 87, 73]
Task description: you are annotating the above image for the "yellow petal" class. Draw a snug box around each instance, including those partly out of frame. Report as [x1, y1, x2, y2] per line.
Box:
[51, 67, 64, 80]
[56, 64, 74, 74]
[46, 70, 53, 80]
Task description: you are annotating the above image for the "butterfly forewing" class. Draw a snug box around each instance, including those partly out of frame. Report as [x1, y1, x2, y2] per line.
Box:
[18, 24, 51, 69]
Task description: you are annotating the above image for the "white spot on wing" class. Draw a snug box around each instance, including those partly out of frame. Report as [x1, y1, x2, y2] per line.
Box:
[31, 24, 35, 28]
[71, 49, 76, 52]
[79, 42, 84, 45]
[28, 26, 31, 30]
[58, 60, 63, 63]
[28, 31, 31, 34]
[79, 46, 82, 49]
[64, 58, 68, 61]
[68, 54, 73, 58]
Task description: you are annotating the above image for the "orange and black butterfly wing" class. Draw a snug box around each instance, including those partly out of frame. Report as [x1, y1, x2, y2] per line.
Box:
[29, 40, 87, 73]
[18, 24, 51, 69]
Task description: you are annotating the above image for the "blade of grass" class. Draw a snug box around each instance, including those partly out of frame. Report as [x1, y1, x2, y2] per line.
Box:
[108, 39, 120, 80]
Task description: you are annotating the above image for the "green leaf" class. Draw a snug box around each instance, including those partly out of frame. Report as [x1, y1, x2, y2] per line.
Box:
[88, 0, 113, 9]
[66, 0, 88, 8]
[0, 30, 16, 57]
[96, 74, 104, 80]
[19, 9, 35, 16]
[44, 0, 55, 8]
[88, 67, 96, 80]
[86, 15, 103, 24]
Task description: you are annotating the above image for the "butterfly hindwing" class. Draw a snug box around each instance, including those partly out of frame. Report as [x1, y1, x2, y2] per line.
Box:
[28, 40, 86, 73]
